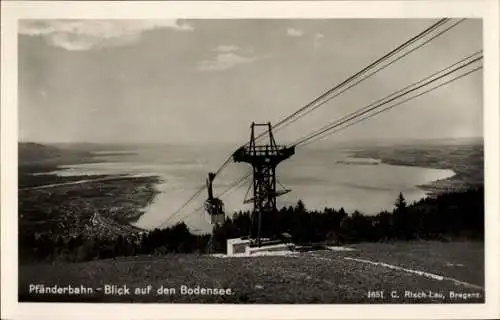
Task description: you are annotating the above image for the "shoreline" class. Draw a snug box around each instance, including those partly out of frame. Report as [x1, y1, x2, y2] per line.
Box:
[18, 142, 164, 241]
[340, 152, 457, 195]
[19, 171, 162, 241]
[19, 142, 483, 240]
[349, 145, 483, 195]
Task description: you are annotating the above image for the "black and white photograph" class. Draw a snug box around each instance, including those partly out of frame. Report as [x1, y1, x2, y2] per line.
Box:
[2, 1, 500, 319]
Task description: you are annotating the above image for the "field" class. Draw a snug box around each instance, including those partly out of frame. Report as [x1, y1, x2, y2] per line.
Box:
[19, 241, 484, 304]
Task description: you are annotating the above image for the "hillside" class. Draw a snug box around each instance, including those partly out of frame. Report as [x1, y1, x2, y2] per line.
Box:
[19, 142, 63, 161]
[18, 142, 93, 166]
[19, 241, 484, 303]
[18, 142, 101, 188]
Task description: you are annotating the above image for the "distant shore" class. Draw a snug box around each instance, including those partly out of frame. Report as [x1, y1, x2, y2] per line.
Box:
[350, 143, 483, 194]
[19, 166, 161, 240]
[18, 142, 164, 239]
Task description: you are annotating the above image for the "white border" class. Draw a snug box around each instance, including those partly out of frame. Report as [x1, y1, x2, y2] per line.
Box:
[1, 1, 499, 319]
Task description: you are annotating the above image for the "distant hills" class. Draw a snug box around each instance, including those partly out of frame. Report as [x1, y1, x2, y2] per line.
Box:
[19, 143, 65, 162]
[18, 142, 91, 166]
[308, 136, 484, 149]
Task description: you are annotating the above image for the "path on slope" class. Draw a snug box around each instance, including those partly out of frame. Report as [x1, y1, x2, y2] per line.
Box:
[19, 241, 484, 303]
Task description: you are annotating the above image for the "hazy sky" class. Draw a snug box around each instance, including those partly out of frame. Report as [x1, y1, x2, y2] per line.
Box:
[18, 19, 483, 144]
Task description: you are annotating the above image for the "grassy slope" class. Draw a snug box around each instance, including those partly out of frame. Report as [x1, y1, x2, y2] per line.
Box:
[343, 241, 484, 287]
[19, 241, 484, 303]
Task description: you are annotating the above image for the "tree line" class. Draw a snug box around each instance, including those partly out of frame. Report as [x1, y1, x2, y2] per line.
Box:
[19, 187, 484, 263]
[211, 187, 483, 249]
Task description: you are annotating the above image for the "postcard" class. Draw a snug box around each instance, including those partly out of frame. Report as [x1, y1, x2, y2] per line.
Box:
[1, 1, 499, 319]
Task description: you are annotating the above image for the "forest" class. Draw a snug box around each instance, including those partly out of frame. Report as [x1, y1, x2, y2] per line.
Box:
[19, 187, 484, 264]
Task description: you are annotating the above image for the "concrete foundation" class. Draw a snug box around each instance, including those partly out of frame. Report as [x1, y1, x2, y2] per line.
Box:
[226, 238, 251, 256]
[226, 237, 295, 256]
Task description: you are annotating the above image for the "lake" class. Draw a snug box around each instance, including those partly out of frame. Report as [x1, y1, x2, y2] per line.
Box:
[45, 144, 455, 233]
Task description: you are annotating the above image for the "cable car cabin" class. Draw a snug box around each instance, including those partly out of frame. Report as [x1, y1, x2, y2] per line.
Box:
[204, 172, 225, 225]
[204, 198, 225, 225]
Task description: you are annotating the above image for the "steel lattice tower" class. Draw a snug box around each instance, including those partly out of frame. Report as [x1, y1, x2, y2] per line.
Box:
[233, 122, 294, 246]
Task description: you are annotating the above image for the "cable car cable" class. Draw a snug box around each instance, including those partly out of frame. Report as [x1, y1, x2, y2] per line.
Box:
[164, 171, 252, 228]
[267, 18, 467, 140]
[159, 18, 468, 228]
[299, 66, 482, 147]
[201, 18, 456, 184]
[295, 61, 482, 147]
[292, 50, 482, 146]
[159, 184, 206, 227]
[251, 18, 459, 143]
